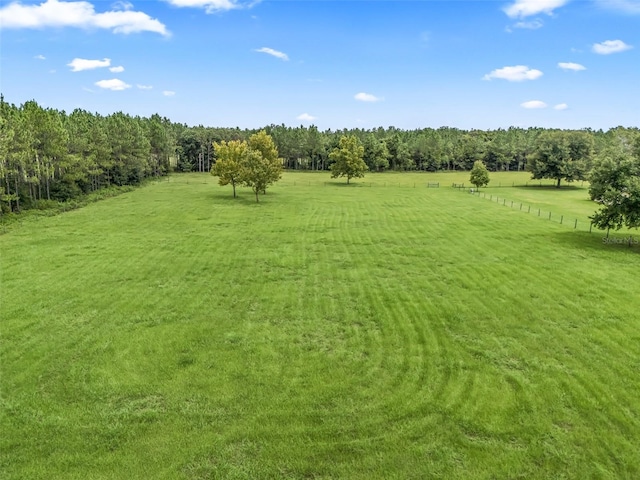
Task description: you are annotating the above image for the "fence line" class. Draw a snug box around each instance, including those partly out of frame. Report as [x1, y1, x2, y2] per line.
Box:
[165, 176, 562, 190]
[460, 187, 596, 234]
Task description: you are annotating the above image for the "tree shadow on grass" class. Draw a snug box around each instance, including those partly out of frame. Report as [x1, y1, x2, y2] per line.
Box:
[553, 230, 640, 256]
[207, 189, 278, 205]
[326, 181, 369, 187]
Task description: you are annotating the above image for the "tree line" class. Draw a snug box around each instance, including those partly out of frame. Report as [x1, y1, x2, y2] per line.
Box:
[0, 97, 175, 213]
[1, 97, 639, 234]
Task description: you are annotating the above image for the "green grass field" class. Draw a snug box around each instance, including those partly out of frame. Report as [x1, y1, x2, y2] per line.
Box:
[2, 172, 639, 479]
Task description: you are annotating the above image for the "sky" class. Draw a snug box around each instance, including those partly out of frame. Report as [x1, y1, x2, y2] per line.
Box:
[0, 0, 638, 130]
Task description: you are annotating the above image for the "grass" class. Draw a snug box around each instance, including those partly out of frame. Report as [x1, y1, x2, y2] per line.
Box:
[2, 171, 639, 479]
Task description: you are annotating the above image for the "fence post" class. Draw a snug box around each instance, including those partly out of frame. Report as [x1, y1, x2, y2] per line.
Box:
[548, 212, 552, 220]
[528, 206, 530, 213]
[503, 198, 506, 205]
[511, 201, 513, 207]
[560, 215, 563, 224]
[538, 209, 540, 216]
[490, 195, 492, 200]
[574, 219, 577, 229]
[520, 203, 522, 210]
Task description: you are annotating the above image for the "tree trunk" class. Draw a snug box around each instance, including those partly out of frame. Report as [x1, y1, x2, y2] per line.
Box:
[14, 176, 20, 212]
[556, 178, 561, 188]
[232, 181, 236, 198]
[255, 189, 259, 203]
[5, 175, 12, 211]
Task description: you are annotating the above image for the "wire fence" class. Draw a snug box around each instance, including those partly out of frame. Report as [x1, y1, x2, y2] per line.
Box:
[165, 176, 566, 189]
[458, 186, 597, 234]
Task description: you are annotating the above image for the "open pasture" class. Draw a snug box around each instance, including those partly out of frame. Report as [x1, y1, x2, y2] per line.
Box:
[2, 172, 639, 479]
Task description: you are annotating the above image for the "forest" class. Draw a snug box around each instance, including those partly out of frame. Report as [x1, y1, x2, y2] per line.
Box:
[1, 97, 639, 217]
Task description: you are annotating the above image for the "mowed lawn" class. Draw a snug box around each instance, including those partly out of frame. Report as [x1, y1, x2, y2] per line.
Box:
[2, 172, 639, 479]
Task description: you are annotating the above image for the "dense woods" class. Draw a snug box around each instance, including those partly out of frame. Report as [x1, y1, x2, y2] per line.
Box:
[1, 97, 639, 228]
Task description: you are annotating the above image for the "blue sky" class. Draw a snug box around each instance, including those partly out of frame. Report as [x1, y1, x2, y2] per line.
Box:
[1, 0, 638, 130]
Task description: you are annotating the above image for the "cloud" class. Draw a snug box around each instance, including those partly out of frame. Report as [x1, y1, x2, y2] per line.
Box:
[111, 1, 133, 10]
[504, 0, 568, 18]
[0, 0, 169, 36]
[163, 90, 176, 96]
[137, 84, 153, 90]
[68, 57, 111, 71]
[483, 65, 543, 81]
[255, 47, 289, 61]
[95, 78, 131, 90]
[109, 65, 124, 72]
[521, 100, 547, 109]
[511, 19, 544, 29]
[165, 0, 242, 13]
[592, 39, 633, 54]
[558, 62, 586, 71]
[34, 54, 46, 60]
[297, 113, 316, 122]
[354, 92, 382, 102]
[554, 103, 569, 110]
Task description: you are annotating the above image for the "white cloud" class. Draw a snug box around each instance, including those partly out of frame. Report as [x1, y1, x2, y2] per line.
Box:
[558, 62, 586, 71]
[111, 1, 133, 10]
[34, 54, 46, 60]
[512, 19, 544, 29]
[354, 92, 382, 102]
[165, 0, 241, 13]
[521, 100, 547, 109]
[137, 84, 153, 90]
[297, 113, 316, 122]
[255, 47, 289, 61]
[592, 39, 633, 54]
[95, 78, 131, 90]
[554, 103, 569, 110]
[109, 65, 124, 72]
[68, 57, 111, 71]
[163, 90, 176, 96]
[0, 0, 169, 36]
[483, 65, 543, 81]
[504, 0, 568, 18]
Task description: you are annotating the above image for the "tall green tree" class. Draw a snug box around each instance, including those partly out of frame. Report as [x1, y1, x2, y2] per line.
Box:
[211, 140, 247, 198]
[363, 134, 389, 172]
[470, 160, 490, 189]
[329, 135, 367, 184]
[244, 130, 283, 201]
[528, 130, 591, 187]
[589, 147, 640, 236]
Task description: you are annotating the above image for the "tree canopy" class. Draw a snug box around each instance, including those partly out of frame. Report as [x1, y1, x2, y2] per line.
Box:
[527, 130, 593, 188]
[329, 135, 367, 184]
[470, 160, 490, 189]
[210, 131, 282, 202]
[589, 146, 640, 236]
[211, 140, 247, 198]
